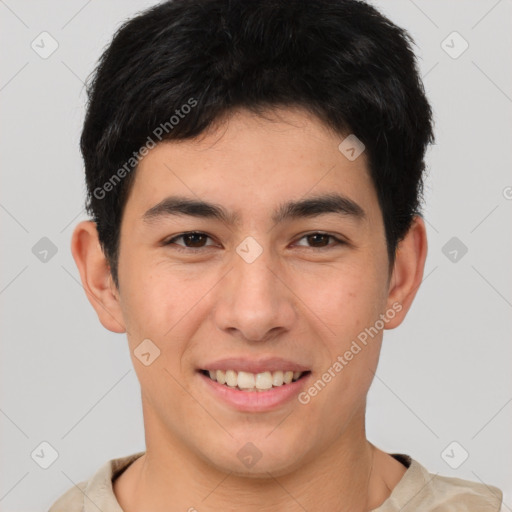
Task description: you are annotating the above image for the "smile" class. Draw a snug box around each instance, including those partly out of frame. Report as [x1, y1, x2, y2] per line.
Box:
[200, 369, 310, 392]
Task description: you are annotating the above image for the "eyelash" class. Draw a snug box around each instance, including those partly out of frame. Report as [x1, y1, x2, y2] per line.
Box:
[163, 231, 346, 252]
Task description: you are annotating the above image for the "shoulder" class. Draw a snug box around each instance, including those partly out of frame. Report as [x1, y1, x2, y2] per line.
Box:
[377, 455, 503, 512]
[47, 451, 145, 512]
[48, 480, 88, 512]
[424, 471, 503, 511]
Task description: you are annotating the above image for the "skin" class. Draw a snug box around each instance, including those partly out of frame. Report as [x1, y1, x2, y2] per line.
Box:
[71, 106, 427, 511]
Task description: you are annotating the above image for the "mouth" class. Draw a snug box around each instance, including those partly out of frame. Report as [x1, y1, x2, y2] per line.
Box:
[199, 369, 311, 392]
[196, 357, 312, 411]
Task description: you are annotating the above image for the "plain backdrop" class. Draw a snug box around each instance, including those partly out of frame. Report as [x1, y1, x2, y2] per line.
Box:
[0, 0, 511, 510]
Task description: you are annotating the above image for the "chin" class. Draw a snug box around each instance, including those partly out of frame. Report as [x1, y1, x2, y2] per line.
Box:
[199, 432, 311, 478]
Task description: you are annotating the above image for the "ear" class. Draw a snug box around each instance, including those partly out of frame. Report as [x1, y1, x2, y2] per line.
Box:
[70, 220, 126, 333]
[384, 215, 428, 329]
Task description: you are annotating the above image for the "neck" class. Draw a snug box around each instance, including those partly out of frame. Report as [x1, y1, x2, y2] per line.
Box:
[114, 407, 401, 512]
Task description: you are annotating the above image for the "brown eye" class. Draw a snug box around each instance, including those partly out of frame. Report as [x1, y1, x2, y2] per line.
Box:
[306, 233, 330, 248]
[181, 233, 208, 248]
[164, 232, 214, 250]
[295, 232, 345, 249]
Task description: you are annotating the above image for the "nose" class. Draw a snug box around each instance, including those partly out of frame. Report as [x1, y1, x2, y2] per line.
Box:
[212, 243, 297, 343]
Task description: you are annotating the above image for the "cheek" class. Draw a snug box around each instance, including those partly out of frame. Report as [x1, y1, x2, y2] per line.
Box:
[311, 259, 387, 340]
[313, 257, 387, 406]
[117, 259, 178, 347]
[118, 258, 216, 364]
[119, 249, 185, 324]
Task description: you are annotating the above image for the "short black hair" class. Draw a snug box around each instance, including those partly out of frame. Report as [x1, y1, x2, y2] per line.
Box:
[80, 0, 434, 290]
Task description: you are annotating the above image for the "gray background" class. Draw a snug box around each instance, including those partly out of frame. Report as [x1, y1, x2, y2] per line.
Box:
[0, 0, 511, 510]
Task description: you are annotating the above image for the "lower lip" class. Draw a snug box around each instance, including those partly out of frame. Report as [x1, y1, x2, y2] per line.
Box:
[198, 371, 311, 412]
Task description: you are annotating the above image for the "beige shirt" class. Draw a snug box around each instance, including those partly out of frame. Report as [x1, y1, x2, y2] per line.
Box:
[48, 452, 503, 512]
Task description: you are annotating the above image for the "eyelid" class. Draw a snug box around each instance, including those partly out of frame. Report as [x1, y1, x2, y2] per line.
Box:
[293, 231, 346, 248]
[163, 231, 218, 250]
[164, 231, 347, 251]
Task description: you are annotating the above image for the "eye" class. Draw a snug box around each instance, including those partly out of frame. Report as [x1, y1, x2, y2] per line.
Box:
[163, 231, 346, 252]
[294, 232, 345, 249]
[163, 231, 216, 251]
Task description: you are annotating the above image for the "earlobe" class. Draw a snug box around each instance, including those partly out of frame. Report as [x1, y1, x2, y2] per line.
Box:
[384, 215, 428, 329]
[70, 220, 126, 334]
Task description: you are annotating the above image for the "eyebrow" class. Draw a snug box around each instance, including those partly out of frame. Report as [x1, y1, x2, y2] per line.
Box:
[142, 193, 366, 226]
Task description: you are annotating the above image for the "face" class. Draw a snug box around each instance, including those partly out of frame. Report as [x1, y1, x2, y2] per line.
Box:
[83, 107, 418, 477]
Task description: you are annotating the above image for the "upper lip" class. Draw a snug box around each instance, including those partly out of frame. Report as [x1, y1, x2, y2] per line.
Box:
[199, 357, 310, 374]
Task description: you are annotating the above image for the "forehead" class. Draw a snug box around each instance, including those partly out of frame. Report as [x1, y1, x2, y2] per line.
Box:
[122, 107, 381, 227]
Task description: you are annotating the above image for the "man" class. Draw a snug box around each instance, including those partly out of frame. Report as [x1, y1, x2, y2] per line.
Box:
[49, 0, 503, 510]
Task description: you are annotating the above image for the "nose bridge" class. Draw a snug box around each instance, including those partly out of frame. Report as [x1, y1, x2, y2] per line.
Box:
[214, 237, 295, 341]
[235, 244, 275, 300]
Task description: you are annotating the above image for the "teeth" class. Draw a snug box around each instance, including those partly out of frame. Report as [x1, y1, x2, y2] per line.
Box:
[225, 370, 237, 387]
[216, 369, 226, 385]
[237, 371, 255, 389]
[205, 369, 305, 391]
[255, 371, 273, 390]
[283, 371, 293, 384]
[272, 371, 284, 386]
